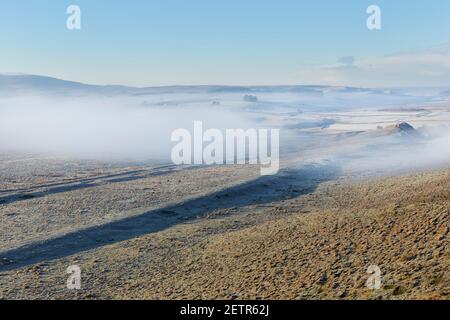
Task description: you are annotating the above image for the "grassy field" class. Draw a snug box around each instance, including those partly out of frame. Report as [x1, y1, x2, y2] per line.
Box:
[1, 168, 448, 300]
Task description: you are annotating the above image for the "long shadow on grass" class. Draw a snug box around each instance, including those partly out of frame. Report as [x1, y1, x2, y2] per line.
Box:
[0, 163, 339, 272]
[0, 165, 185, 205]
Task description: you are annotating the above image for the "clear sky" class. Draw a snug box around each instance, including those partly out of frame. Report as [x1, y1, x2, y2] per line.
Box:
[1, 0, 450, 87]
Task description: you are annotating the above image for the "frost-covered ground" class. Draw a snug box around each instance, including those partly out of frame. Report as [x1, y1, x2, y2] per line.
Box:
[0, 75, 449, 299]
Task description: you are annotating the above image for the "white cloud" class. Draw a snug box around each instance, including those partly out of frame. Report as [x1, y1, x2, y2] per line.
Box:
[296, 44, 450, 87]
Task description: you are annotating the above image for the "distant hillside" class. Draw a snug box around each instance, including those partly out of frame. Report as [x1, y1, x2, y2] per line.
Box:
[0, 74, 134, 96]
[1, 74, 448, 114]
[0, 74, 375, 96]
[0, 73, 445, 98]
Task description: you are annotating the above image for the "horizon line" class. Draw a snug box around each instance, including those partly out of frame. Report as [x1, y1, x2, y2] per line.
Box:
[2, 72, 450, 90]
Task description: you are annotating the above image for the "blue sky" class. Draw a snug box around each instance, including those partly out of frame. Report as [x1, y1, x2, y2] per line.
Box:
[1, 0, 450, 86]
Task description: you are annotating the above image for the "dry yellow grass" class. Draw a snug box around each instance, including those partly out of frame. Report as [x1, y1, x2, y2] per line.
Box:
[0, 169, 448, 300]
[121, 170, 449, 300]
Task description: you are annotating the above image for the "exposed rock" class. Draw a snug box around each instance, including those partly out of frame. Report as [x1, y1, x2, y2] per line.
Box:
[385, 122, 420, 138]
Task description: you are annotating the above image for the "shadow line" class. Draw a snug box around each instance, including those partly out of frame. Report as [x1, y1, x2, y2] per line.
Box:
[0, 165, 183, 205]
[0, 163, 339, 272]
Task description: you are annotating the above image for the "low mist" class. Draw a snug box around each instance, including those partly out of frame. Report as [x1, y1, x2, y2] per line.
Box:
[0, 95, 255, 162]
[336, 125, 450, 175]
[0, 92, 449, 175]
